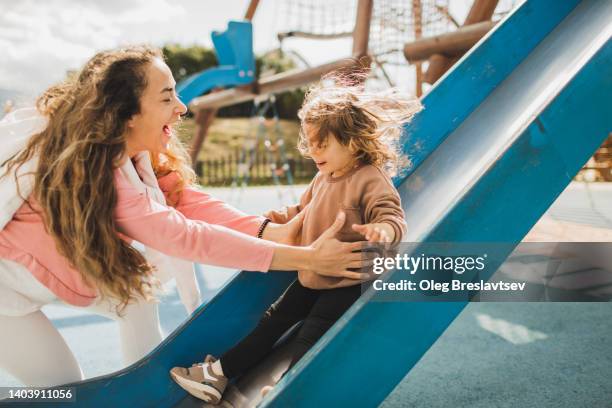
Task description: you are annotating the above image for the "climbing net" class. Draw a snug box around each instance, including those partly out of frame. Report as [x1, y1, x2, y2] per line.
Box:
[370, 0, 454, 65]
[277, 0, 519, 61]
[277, 0, 357, 41]
[274, 1, 520, 90]
[276, 1, 455, 61]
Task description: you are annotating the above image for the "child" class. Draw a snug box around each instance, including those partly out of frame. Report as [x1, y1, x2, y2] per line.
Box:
[170, 76, 421, 403]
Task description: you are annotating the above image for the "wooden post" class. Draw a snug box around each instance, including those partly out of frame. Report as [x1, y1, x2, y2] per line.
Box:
[244, 0, 260, 21]
[214, 159, 220, 184]
[403, 21, 496, 62]
[352, 0, 373, 58]
[464, 0, 499, 25]
[189, 0, 259, 171]
[423, 54, 456, 84]
[195, 160, 203, 178]
[412, 0, 423, 97]
[189, 108, 218, 165]
[423, 0, 499, 85]
[189, 58, 362, 110]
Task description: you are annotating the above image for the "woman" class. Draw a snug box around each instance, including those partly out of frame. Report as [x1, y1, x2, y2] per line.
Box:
[0, 46, 369, 387]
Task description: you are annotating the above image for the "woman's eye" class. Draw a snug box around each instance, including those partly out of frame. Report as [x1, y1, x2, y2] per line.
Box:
[163, 99, 172, 103]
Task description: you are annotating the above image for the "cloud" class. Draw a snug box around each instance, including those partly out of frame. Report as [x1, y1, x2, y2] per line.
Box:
[1, 0, 469, 101]
[0, 0, 185, 98]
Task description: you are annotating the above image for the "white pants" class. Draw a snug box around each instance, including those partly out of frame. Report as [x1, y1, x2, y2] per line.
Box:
[0, 297, 162, 387]
[0, 259, 166, 387]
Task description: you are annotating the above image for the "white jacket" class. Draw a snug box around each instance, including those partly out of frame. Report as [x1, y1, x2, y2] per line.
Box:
[0, 107, 201, 314]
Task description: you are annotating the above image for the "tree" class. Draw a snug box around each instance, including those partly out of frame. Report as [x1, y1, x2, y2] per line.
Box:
[162, 44, 218, 84]
[162, 44, 305, 119]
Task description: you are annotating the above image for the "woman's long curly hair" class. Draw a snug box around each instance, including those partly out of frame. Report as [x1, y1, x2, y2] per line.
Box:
[298, 72, 422, 176]
[2, 46, 194, 312]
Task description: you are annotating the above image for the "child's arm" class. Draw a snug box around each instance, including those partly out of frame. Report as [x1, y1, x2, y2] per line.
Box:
[352, 169, 407, 245]
[361, 192, 407, 245]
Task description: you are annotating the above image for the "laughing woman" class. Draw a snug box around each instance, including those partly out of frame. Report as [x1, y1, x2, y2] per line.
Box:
[0, 46, 368, 387]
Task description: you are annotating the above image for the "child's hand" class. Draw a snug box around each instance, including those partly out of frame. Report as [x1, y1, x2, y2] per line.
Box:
[262, 204, 309, 245]
[352, 223, 394, 243]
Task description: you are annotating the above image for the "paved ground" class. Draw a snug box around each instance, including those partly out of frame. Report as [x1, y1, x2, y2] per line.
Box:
[1, 182, 611, 407]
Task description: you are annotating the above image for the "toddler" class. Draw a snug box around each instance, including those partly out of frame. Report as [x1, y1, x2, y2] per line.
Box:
[170, 76, 421, 403]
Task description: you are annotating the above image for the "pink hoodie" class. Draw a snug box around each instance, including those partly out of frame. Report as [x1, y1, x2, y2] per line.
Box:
[0, 169, 274, 307]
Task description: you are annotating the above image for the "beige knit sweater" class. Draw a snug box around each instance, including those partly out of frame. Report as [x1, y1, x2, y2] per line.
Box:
[265, 164, 406, 289]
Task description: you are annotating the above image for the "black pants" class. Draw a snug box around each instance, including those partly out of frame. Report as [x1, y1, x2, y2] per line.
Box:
[220, 279, 361, 379]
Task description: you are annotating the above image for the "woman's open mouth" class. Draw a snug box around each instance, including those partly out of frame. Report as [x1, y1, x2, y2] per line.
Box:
[315, 161, 327, 168]
[162, 125, 172, 136]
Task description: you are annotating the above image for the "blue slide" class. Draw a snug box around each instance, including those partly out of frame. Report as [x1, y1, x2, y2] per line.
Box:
[176, 20, 255, 107]
[4, 1, 609, 406]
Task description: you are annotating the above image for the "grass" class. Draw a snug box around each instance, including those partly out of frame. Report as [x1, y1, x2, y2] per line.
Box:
[176, 117, 302, 162]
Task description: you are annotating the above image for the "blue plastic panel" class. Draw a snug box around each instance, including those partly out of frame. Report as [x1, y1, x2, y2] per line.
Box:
[176, 20, 255, 106]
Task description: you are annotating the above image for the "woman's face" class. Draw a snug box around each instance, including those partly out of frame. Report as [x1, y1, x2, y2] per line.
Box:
[126, 57, 187, 156]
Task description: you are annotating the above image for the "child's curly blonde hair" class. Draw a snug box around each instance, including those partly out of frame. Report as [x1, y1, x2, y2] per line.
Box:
[298, 72, 422, 176]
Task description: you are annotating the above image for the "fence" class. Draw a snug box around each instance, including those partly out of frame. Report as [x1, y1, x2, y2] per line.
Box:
[577, 133, 612, 181]
[196, 133, 612, 186]
[196, 149, 317, 186]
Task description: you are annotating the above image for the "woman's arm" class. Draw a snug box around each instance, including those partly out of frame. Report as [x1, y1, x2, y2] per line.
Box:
[116, 189, 274, 272]
[158, 172, 264, 236]
[116, 170, 370, 279]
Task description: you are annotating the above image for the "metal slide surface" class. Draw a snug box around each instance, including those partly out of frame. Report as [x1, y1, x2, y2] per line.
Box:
[3, 1, 608, 407]
[264, 1, 610, 407]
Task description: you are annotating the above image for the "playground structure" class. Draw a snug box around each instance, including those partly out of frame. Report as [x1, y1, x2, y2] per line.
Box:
[9, 1, 609, 407]
[176, 21, 256, 107]
[182, 0, 514, 167]
[228, 95, 298, 206]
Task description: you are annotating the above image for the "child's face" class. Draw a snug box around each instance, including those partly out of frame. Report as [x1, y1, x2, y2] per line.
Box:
[303, 123, 355, 177]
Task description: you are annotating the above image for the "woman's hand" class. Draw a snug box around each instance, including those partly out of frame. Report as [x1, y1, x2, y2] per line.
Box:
[307, 211, 373, 280]
[268, 211, 373, 281]
[261, 207, 308, 245]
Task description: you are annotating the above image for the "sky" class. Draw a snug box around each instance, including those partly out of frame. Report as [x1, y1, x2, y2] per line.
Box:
[0, 0, 514, 105]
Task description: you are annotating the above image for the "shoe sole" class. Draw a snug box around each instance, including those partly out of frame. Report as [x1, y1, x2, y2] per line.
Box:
[170, 371, 222, 403]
